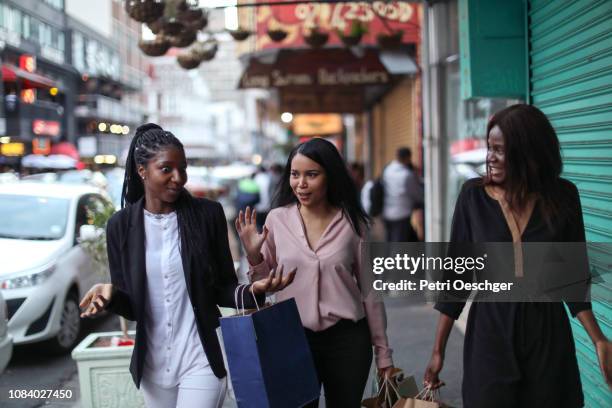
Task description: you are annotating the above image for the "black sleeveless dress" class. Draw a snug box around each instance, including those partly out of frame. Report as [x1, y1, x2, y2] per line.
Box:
[435, 178, 590, 408]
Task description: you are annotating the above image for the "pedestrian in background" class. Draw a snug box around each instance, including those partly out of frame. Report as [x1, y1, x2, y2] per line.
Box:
[79, 123, 294, 408]
[253, 165, 271, 231]
[382, 147, 423, 242]
[235, 138, 395, 407]
[268, 163, 283, 199]
[425, 105, 612, 407]
[234, 172, 260, 214]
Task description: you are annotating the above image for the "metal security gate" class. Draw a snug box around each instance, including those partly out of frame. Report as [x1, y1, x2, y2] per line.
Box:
[528, 0, 612, 406]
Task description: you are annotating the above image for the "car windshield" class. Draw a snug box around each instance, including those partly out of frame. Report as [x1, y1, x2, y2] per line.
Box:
[0, 194, 70, 240]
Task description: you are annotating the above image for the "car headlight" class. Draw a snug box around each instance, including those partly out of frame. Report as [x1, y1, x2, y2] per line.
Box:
[0, 265, 56, 290]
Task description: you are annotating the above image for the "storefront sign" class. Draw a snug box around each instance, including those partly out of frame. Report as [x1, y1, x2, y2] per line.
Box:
[32, 137, 51, 155]
[32, 120, 61, 137]
[293, 114, 343, 136]
[240, 48, 391, 90]
[242, 67, 389, 88]
[256, 1, 420, 50]
[279, 87, 365, 114]
[19, 55, 36, 73]
[0, 142, 25, 156]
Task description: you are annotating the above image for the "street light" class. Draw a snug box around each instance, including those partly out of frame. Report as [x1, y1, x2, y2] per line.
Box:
[281, 112, 293, 123]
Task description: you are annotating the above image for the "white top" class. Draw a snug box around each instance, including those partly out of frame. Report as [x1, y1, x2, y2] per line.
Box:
[361, 180, 374, 215]
[254, 172, 272, 212]
[382, 160, 423, 221]
[142, 209, 209, 387]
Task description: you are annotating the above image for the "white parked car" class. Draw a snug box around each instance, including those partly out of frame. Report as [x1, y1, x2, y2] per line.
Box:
[0, 182, 114, 353]
[0, 291, 13, 372]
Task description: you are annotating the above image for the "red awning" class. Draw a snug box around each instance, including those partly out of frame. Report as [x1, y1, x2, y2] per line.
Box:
[50, 142, 79, 160]
[1, 64, 57, 89]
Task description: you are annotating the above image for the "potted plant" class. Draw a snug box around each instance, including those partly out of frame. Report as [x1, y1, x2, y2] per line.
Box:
[186, 14, 208, 31]
[138, 36, 170, 56]
[160, 18, 185, 36]
[72, 330, 143, 408]
[228, 27, 252, 41]
[377, 29, 404, 49]
[72, 205, 142, 407]
[338, 20, 367, 47]
[125, 0, 165, 24]
[167, 28, 197, 48]
[267, 28, 288, 42]
[304, 27, 329, 48]
[177, 52, 202, 69]
[147, 17, 166, 35]
[176, 5, 203, 22]
[192, 40, 218, 62]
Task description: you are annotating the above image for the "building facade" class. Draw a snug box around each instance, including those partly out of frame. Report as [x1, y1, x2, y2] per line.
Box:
[0, 0, 75, 166]
[0, 0, 148, 168]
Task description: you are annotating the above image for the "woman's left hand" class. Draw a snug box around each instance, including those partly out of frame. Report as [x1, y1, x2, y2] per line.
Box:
[595, 339, 612, 389]
[250, 264, 296, 295]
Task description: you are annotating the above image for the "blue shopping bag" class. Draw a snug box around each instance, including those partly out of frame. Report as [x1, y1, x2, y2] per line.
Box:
[220, 296, 319, 408]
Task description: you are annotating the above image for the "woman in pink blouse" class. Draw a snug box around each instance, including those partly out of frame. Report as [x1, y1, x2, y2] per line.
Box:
[236, 138, 394, 407]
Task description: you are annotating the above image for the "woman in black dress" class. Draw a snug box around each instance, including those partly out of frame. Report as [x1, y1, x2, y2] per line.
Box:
[424, 105, 611, 407]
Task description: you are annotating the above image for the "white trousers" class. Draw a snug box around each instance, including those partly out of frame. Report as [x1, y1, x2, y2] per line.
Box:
[141, 367, 227, 408]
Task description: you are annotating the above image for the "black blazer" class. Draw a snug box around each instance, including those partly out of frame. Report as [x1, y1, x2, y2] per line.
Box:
[105, 196, 261, 388]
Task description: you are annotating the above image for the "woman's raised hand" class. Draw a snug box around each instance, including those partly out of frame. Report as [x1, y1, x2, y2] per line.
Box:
[250, 264, 296, 295]
[235, 206, 268, 264]
[79, 283, 113, 318]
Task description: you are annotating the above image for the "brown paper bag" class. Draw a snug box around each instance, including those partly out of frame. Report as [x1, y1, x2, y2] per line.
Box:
[362, 369, 407, 408]
[392, 386, 447, 408]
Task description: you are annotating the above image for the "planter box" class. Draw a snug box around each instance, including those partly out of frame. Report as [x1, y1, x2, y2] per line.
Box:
[72, 331, 144, 408]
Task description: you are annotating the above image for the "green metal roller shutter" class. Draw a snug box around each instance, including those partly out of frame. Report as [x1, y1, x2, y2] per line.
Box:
[528, 0, 612, 406]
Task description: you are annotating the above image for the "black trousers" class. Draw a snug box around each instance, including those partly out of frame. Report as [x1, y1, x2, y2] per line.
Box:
[384, 217, 418, 242]
[303, 318, 373, 408]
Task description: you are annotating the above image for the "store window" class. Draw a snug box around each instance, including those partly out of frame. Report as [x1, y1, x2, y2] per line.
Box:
[438, 0, 520, 240]
[2, 5, 21, 35]
[43, 0, 64, 11]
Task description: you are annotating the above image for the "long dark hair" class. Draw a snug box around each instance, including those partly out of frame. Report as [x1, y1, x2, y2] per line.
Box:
[485, 104, 564, 226]
[121, 123, 219, 283]
[272, 138, 370, 236]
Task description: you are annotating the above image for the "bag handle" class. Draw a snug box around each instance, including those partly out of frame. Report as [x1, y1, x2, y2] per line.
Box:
[377, 374, 401, 403]
[414, 386, 431, 400]
[234, 284, 261, 316]
[415, 385, 440, 402]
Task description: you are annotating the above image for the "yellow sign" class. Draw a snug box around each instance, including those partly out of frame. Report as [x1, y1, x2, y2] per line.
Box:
[293, 114, 343, 136]
[1, 143, 25, 156]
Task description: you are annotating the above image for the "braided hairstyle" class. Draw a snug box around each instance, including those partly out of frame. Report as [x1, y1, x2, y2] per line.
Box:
[122, 123, 219, 283]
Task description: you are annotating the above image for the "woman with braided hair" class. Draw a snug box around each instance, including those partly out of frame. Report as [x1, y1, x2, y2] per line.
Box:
[79, 123, 295, 408]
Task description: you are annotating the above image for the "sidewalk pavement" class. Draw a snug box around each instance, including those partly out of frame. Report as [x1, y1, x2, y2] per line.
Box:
[382, 297, 464, 407]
